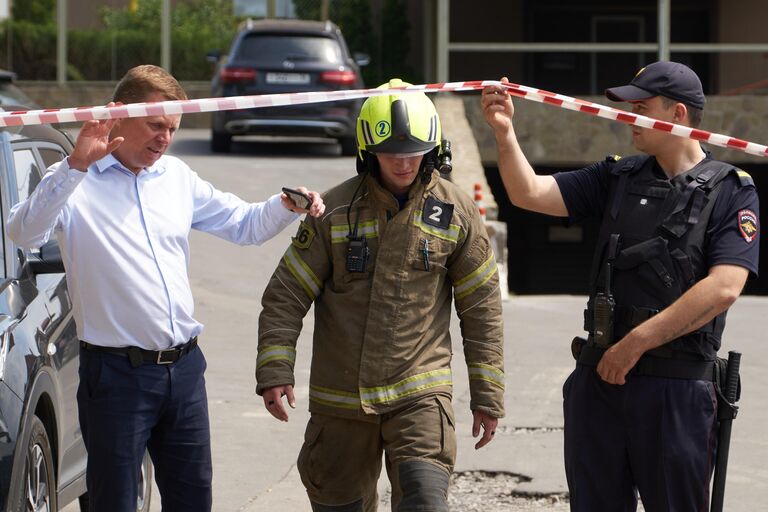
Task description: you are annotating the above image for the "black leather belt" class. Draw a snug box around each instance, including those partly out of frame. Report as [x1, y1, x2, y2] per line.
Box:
[578, 344, 716, 381]
[80, 337, 198, 367]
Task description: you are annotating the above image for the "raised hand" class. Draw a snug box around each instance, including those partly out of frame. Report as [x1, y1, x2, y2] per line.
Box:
[481, 77, 515, 134]
[68, 102, 125, 171]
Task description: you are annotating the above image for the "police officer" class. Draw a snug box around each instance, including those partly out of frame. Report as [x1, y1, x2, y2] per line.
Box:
[482, 61, 759, 511]
[256, 79, 505, 512]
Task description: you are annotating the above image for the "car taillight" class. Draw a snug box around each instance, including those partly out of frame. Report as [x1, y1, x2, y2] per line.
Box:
[320, 70, 358, 86]
[220, 67, 257, 84]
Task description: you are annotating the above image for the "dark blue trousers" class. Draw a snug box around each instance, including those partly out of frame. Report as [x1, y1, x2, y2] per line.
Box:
[77, 345, 212, 512]
[563, 364, 718, 512]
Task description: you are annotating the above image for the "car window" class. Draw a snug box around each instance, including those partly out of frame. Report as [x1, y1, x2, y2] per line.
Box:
[0, 83, 37, 108]
[238, 34, 342, 64]
[12, 149, 41, 204]
[39, 148, 66, 169]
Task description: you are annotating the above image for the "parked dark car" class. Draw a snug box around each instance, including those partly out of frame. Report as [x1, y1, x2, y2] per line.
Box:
[0, 113, 151, 511]
[208, 19, 370, 154]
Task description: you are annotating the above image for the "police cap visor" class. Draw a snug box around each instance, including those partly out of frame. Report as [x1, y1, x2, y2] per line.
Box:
[605, 61, 705, 109]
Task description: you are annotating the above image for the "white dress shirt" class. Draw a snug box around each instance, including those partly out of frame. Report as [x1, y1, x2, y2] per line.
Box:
[7, 153, 298, 350]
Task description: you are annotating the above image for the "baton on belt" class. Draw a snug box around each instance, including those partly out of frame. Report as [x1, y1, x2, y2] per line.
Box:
[710, 351, 741, 512]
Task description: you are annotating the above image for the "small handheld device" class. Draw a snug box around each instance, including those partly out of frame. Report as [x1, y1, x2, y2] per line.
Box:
[346, 238, 370, 273]
[281, 187, 312, 210]
[593, 234, 620, 347]
[592, 292, 615, 347]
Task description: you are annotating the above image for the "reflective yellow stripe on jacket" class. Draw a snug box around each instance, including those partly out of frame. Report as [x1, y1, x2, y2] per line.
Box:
[360, 369, 452, 406]
[283, 246, 322, 301]
[309, 385, 362, 410]
[256, 346, 297, 369]
[330, 220, 379, 244]
[454, 255, 497, 300]
[412, 212, 461, 242]
[308, 370, 453, 411]
[468, 363, 505, 389]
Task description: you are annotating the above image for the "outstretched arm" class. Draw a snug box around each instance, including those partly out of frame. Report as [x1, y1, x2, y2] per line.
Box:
[481, 78, 567, 217]
[8, 106, 124, 247]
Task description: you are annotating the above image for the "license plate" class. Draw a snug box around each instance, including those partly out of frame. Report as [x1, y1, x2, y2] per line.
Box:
[266, 72, 310, 84]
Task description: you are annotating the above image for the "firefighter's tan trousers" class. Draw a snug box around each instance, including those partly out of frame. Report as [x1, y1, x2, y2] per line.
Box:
[297, 393, 457, 512]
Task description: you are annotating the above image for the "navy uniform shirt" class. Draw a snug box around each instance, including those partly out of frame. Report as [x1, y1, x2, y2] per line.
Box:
[553, 155, 760, 277]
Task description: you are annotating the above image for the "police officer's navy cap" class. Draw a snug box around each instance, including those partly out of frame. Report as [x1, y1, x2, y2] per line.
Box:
[605, 61, 705, 109]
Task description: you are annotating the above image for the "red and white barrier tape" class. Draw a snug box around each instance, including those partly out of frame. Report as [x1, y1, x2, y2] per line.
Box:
[493, 81, 768, 159]
[0, 80, 765, 158]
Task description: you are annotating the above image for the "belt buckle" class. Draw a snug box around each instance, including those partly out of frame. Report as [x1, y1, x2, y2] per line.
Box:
[156, 349, 176, 365]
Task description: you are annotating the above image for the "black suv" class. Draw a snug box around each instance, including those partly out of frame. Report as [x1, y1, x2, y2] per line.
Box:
[209, 19, 369, 154]
[0, 115, 151, 511]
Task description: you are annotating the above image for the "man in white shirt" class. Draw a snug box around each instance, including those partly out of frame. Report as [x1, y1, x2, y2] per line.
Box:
[7, 64, 325, 512]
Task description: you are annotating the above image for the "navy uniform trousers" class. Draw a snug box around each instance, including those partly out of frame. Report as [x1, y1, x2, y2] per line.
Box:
[77, 344, 212, 512]
[563, 363, 718, 512]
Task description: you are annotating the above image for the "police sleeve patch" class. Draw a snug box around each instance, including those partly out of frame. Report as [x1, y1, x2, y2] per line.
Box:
[738, 209, 758, 243]
[291, 221, 315, 249]
[422, 196, 454, 230]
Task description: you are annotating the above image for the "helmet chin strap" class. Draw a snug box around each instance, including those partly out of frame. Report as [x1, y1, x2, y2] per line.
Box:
[356, 150, 379, 175]
[419, 148, 438, 184]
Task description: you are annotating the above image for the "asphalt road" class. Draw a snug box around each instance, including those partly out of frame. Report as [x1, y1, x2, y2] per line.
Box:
[65, 129, 767, 511]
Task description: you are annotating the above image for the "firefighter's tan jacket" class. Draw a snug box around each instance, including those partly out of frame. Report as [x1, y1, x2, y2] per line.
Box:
[256, 170, 505, 419]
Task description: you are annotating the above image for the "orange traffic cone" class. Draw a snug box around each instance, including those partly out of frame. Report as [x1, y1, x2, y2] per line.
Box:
[474, 183, 487, 222]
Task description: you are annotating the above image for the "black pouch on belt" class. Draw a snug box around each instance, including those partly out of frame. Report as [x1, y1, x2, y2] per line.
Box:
[571, 336, 587, 360]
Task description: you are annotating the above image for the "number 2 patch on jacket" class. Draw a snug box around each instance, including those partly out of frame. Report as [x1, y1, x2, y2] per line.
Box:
[292, 221, 315, 249]
[422, 196, 454, 230]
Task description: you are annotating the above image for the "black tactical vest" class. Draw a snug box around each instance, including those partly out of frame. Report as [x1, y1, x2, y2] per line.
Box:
[585, 155, 736, 361]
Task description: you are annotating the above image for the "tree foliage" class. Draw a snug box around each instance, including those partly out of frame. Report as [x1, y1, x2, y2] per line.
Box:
[12, 0, 56, 25]
[380, 0, 416, 84]
[295, 0, 415, 86]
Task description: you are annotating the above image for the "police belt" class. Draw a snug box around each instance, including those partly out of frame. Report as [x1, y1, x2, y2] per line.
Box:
[578, 344, 716, 381]
[80, 337, 198, 367]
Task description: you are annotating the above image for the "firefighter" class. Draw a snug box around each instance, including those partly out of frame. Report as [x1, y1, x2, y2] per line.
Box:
[482, 61, 759, 511]
[256, 79, 505, 512]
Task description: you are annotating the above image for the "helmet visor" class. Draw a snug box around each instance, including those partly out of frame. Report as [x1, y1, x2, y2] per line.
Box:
[371, 147, 432, 159]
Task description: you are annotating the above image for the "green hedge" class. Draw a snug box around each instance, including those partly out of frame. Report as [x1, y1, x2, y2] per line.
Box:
[0, 20, 234, 81]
